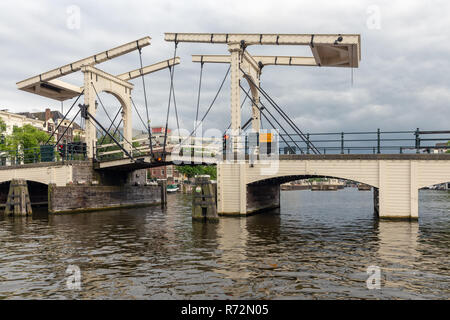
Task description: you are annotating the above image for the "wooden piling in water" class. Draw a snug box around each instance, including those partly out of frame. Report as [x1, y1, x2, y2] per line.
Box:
[5, 179, 32, 216]
[158, 179, 167, 208]
[192, 175, 218, 222]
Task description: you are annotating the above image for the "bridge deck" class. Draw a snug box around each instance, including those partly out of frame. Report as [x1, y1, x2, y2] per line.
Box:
[95, 153, 450, 171]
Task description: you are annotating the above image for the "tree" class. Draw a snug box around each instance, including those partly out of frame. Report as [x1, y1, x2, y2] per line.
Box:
[447, 141, 450, 153]
[0, 118, 6, 135]
[73, 133, 82, 142]
[176, 165, 217, 180]
[96, 132, 123, 160]
[3, 124, 52, 163]
[0, 118, 6, 146]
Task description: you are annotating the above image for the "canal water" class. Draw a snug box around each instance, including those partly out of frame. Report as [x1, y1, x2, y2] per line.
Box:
[0, 188, 448, 299]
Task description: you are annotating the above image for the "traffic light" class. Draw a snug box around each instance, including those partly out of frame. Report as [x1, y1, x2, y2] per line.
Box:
[58, 144, 66, 157]
[223, 134, 229, 152]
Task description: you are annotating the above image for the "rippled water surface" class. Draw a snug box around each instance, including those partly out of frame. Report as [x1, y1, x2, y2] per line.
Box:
[0, 188, 448, 299]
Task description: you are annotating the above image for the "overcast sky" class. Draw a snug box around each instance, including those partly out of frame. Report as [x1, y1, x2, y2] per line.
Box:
[0, 0, 449, 138]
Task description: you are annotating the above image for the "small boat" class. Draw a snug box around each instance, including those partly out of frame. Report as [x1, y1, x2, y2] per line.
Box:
[167, 184, 179, 193]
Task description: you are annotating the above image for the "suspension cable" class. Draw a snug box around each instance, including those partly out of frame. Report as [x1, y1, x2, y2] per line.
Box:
[131, 97, 154, 153]
[91, 83, 139, 153]
[137, 46, 153, 156]
[171, 75, 181, 144]
[258, 83, 320, 154]
[53, 108, 81, 147]
[162, 41, 179, 159]
[240, 83, 296, 154]
[45, 90, 84, 144]
[224, 87, 251, 133]
[195, 61, 204, 126]
[79, 104, 134, 160]
[131, 97, 150, 135]
[240, 83, 299, 154]
[178, 65, 231, 148]
[240, 67, 319, 154]
[98, 106, 122, 146]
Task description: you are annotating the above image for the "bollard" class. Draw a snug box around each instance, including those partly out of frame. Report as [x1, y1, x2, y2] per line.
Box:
[157, 179, 167, 208]
[192, 175, 218, 222]
[5, 179, 32, 216]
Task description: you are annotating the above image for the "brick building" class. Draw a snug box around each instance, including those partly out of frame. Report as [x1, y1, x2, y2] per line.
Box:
[149, 165, 186, 184]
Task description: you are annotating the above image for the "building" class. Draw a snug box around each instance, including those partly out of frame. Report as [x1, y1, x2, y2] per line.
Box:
[149, 165, 186, 184]
[17, 108, 84, 143]
[434, 142, 449, 154]
[0, 109, 45, 135]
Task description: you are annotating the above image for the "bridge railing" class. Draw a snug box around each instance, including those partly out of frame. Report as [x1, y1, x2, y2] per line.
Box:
[277, 129, 450, 155]
[95, 135, 223, 162]
[0, 143, 88, 167]
[94, 129, 450, 163]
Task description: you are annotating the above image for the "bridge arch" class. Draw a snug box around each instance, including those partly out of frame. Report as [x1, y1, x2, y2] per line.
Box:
[0, 180, 49, 208]
[418, 179, 450, 190]
[247, 174, 376, 188]
[245, 161, 380, 188]
[0, 176, 50, 186]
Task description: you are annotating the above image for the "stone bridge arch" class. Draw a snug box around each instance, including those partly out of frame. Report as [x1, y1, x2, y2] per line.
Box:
[0, 164, 73, 186]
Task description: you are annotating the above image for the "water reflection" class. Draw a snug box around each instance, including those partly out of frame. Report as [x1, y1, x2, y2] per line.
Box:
[0, 189, 448, 299]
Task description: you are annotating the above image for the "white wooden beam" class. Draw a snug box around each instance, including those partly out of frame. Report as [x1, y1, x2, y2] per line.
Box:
[193, 55, 317, 67]
[117, 57, 180, 81]
[17, 36, 151, 89]
[192, 55, 231, 63]
[165, 33, 359, 47]
[167, 33, 360, 68]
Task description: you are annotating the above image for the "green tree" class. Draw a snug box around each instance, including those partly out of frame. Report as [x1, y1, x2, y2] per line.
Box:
[96, 132, 123, 160]
[3, 124, 52, 163]
[73, 133, 82, 142]
[96, 131, 143, 160]
[176, 165, 217, 180]
[447, 141, 450, 153]
[0, 118, 6, 135]
[0, 118, 6, 148]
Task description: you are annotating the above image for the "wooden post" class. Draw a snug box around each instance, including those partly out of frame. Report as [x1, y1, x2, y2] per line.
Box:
[5, 179, 32, 216]
[192, 175, 218, 222]
[158, 179, 167, 208]
[373, 187, 379, 218]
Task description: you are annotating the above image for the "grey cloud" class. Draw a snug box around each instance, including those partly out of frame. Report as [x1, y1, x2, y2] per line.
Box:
[0, 0, 449, 141]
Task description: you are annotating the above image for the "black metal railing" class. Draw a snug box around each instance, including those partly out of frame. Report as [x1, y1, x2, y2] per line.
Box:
[222, 129, 450, 156]
[277, 129, 450, 155]
[0, 143, 87, 167]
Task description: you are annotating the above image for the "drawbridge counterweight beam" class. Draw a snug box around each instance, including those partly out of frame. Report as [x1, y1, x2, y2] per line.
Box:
[117, 57, 180, 81]
[17, 37, 151, 101]
[165, 33, 361, 67]
[192, 55, 317, 67]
